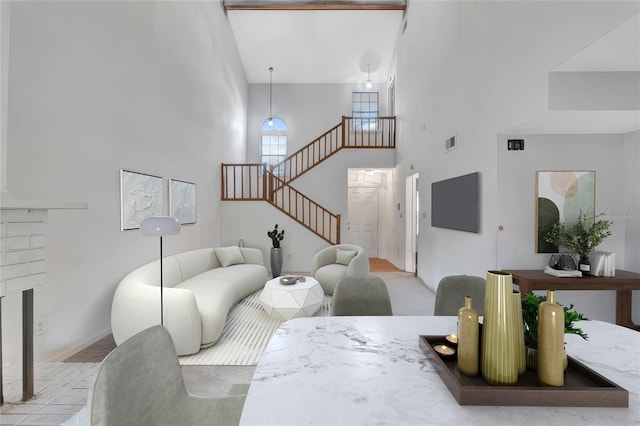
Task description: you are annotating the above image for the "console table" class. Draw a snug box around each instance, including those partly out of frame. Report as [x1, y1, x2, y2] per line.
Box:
[506, 269, 640, 331]
[239, 316, 639, 425]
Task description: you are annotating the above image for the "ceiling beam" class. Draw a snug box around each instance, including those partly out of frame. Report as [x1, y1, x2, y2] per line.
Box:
[223, 1, 406, 11]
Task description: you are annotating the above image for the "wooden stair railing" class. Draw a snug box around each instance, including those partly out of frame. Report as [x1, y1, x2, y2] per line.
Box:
[267, 172, 340, 245]
[221, 163, 267, 200]
[221, 116, 395, 245]
[271, 116, 395, 186]
[220, 163, 340, 244]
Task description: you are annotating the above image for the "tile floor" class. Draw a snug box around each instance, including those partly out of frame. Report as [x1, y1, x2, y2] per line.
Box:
[1, 364, 257, 425]
[1, 362, 96, 425]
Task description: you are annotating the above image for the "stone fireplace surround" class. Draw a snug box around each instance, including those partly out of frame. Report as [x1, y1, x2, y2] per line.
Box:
[0, 195, 87, 405]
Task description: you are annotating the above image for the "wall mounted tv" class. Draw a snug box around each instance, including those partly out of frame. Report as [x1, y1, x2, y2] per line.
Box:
[431, 172, 480, 233]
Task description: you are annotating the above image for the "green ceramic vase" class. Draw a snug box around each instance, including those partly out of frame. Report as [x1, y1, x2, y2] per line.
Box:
[537, 290, 565, 386]
[457, 296, 479, 377]
[481, 270, 519, 385]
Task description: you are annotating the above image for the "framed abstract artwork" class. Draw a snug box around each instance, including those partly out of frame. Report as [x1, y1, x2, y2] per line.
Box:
[536, 170, 595, 253]
[169, 179, 196, 225]
[120, 169, 163, 231]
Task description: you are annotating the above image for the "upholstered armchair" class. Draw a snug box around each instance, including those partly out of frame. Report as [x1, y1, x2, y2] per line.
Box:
[310, 244, 369, 294]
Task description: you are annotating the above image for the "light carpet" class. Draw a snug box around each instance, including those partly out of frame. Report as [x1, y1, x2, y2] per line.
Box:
[179, 290, 332, 366]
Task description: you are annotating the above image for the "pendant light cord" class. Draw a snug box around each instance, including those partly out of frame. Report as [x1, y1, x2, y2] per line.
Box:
[269, 67, 273, 119]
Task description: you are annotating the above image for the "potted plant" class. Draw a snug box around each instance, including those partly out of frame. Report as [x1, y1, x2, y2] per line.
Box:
[521, 293, 588, 369]
[267, 224, 285, 277]
[544, 211, 612, 273]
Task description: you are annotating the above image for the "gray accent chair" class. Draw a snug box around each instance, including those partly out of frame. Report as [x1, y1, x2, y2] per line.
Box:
[310, 244, 370, 295]
[331, 275, 393, 316]
[87, 325, 245, 426]
[433, 275, 486, 316]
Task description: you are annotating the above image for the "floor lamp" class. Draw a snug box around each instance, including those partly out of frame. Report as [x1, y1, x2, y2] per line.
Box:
[140, 216, 181, 326]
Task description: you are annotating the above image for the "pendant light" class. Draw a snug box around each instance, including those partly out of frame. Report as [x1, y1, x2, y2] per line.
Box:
[268, 66, 274, 127]
[365, 64, 373, 90]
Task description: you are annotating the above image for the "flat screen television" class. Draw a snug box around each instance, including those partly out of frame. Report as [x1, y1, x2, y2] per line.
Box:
[431, 172, 480, 233]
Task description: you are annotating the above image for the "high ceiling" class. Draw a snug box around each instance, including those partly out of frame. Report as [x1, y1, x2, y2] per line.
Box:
[224, 2, 639, 133]
[223, 1, 406, 84]
[505, 13, 640, 134]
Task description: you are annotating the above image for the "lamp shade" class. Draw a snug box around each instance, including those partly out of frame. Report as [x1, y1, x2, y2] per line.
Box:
[140, 216, 181, 237]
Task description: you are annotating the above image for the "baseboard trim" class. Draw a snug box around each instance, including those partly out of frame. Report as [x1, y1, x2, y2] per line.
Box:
[45, 328, 113, 362]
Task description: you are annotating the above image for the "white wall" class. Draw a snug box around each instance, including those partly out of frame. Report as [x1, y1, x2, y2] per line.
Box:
[497, 133, 635, 323]
[246, 82, 390, 161]
[1, 0, 248, 368]
[0, 1, 8, 193]
[391, 1, 639, 291]
[624, 130, 640, 278]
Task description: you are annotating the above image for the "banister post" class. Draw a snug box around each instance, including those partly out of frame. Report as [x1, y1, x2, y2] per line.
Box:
[262, 164, 268, 200]
[266, 164, 273, 203]
[336, 214, 341, 244]
[392, 116, 396, 148]
[341, 116, 346, 148]
[221, 163, 225, 200]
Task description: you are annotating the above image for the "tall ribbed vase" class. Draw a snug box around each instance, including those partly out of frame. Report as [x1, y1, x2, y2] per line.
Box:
[481, 271, 519, 385]
[512, 291, 527, 375]
[537, 290, 565, 386]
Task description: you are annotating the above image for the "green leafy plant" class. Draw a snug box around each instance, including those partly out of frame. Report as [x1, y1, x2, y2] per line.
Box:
[544, 211, 612, 258]
[521, 293, 589, 348]
[267, 224, 285, 248]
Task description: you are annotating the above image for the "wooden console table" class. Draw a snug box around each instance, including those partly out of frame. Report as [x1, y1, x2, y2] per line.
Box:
[507, 269, 640, 331]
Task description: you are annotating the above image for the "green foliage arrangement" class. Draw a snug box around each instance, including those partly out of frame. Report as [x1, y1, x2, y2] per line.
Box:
[521, 293, 589, 348]
[544, 211, 612, 258]
[267, 224, 285, 248]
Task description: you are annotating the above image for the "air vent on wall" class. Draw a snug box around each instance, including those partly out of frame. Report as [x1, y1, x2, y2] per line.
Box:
[507, 139, 524, 151]
[445, 136, 456, 152]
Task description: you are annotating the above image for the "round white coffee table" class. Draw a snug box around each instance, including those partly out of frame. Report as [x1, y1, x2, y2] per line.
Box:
[259, 276, 324, 321]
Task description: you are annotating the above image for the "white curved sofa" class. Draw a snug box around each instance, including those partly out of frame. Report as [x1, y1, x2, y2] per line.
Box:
[310, 244, 370, 294]
[111, 246, 268, 356]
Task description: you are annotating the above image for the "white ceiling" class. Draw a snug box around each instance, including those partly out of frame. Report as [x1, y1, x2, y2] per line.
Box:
[552, 14, 639, 72]
[226, 9, 404, 84]
[226, 7, 639, 134]
[506, 13, 640, 134]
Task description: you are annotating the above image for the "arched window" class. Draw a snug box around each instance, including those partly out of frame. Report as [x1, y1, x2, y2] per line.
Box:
[260, 117, 287, 176]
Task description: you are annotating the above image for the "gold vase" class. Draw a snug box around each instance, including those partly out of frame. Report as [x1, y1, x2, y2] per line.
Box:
[457, 296, 479, 377]
[537, 290, 565, 386]
[481, 270, 519, 385]
[526, 346, 568, 371]
[512, 291, 526, 375]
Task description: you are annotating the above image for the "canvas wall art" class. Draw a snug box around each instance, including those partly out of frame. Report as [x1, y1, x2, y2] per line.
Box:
[120, 169, 163, 231]
[170, 179, 196, 225]
[536, 170, 595, 253]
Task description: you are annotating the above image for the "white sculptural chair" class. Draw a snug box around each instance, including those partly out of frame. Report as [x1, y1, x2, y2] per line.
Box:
[310, 244, 370, 294]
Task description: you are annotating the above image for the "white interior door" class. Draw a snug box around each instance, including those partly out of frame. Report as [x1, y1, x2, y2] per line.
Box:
[347, 187, 379, 258]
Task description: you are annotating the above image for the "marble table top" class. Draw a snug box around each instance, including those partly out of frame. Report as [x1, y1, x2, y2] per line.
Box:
[239, 316, 639, 425]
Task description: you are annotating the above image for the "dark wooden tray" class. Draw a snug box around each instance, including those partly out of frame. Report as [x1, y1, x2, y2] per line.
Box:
[419, 335, 628, 407]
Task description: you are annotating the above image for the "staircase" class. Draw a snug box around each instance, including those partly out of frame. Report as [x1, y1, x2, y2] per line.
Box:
[221, 116, 395, 244]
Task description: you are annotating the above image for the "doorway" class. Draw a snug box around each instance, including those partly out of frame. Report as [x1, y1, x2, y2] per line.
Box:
[347, 186, 379, 258]
[405, 173, 419, 274]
